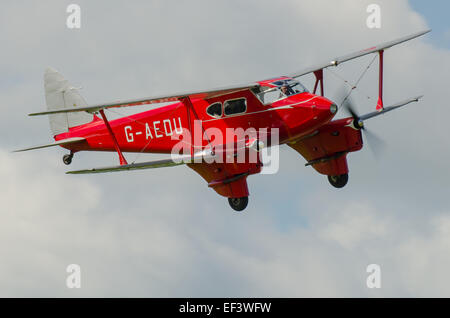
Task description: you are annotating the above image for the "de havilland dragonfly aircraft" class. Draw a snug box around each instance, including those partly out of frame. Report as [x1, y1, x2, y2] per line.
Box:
[16, 30, 430, 211]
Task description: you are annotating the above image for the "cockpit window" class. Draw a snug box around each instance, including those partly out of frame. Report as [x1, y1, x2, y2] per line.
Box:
[224, 98, 246, 116]
[251, 79, 308, 105]
[206, 102, 222, 118]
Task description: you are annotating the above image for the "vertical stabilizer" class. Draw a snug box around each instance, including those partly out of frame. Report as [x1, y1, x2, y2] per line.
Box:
[44, 67, 93, 136]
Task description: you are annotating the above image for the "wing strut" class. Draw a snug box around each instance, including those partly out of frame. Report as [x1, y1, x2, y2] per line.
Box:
[99, 109, 128, 165]
[313, 70, 324, 96]
[180, 97, 195, 158]
[180, 97, 212, 159]
[376, 50, 384, 111]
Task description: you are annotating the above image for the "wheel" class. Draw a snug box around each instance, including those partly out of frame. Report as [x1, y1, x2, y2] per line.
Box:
[63, 154, 73, 165]
[328, 173, 348, 188]
[228, 197, 249, 211]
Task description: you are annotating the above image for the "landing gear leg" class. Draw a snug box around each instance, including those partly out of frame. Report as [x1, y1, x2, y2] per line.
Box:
[228, 197, 249, 212]
[63, 152, 74, 165]
[328, 173, 348, 188]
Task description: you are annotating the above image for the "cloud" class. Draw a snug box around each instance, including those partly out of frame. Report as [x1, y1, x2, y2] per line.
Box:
[1, 0, 449, 297]
[317, 203, 390, 250]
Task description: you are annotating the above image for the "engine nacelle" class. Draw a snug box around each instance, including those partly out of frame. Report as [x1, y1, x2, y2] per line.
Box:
[288, 118, 363, 176]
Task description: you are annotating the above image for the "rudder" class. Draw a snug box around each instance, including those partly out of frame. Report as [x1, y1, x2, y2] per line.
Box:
[44, 67, 93, 136]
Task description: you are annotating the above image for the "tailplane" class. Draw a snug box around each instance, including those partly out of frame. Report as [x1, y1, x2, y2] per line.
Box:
[13, 137, 86, 152]
[44, 67, 93, 136]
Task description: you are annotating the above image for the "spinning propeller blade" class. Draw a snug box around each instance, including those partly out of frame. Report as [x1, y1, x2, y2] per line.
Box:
[336, 87, 415, 158]
[342, 97, 385, 158]
[361, 127, 386, 159]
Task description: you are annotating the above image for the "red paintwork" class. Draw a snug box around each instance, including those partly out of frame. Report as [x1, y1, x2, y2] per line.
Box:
[288, 118, 363, 176]
[55, 76, 346, 198]
[55, 77, 335, 154]
[313, 70, 324, 96]
[376, 50, 384, 111]
[188, 152, 262, 198]
[98, 109, 128, 165]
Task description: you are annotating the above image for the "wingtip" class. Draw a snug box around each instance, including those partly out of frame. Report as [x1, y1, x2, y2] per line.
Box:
[66, 170, 82, 175]
[417, 29, 432, 36]
[28, 110, 54, 116]
[66, 168, 94, 175]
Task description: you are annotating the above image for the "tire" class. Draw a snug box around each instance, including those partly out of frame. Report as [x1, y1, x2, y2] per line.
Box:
[327, 173, 348, 188]
[63, 154, 73, 165]
[228, 197, 249, 212]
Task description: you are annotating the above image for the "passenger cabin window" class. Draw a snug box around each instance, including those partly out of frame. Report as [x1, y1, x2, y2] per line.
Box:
[206, 102, 222, 118]
[224, 98, 246, 116]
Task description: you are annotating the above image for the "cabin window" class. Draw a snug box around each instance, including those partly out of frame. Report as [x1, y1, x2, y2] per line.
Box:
[206, 102, 222, 118]
[224, 98, 247, 116]
[251, 86, 281, 105]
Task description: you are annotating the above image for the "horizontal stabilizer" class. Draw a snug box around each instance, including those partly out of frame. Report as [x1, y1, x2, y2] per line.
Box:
[13, 137, 86, 152]
[288, 29, 431, 78]
[360, 96, 423, 121]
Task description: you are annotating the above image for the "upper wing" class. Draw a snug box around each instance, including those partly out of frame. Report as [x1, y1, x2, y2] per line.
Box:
[287, 29, 431, 78]
[29, 29, 430, 117]
[29, 82, 259, 116]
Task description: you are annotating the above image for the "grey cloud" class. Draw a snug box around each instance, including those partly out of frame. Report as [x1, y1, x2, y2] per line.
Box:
[1, 0, 449, 296]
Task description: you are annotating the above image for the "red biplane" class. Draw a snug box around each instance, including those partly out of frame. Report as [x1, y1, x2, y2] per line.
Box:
[17, 30, 430, 211]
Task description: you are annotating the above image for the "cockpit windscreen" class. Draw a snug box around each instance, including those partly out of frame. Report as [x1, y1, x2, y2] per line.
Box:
[252, 79, 308, 105]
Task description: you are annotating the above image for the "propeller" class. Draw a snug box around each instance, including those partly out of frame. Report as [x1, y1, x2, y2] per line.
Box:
[337, 87, 386, 157]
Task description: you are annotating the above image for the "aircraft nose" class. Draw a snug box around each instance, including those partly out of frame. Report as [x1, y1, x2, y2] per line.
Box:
[314, 96, 338, 116]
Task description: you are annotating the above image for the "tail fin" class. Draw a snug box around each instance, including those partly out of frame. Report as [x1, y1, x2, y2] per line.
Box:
[44, 67, 93, 136]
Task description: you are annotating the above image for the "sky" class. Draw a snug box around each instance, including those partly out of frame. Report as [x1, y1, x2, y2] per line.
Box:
[0, 0, 450, 297]
[410, 0, 450, 48]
